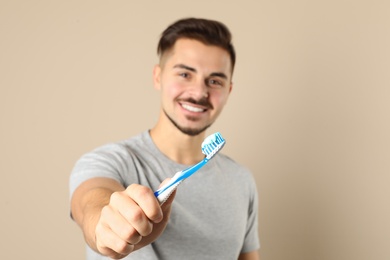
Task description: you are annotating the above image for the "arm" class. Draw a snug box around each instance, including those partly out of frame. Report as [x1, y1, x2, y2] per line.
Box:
[70, 177, 175, 259]
[238, 250, 260, 260]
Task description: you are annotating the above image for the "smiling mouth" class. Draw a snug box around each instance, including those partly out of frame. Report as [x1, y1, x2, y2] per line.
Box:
[181, 103, 206, 113]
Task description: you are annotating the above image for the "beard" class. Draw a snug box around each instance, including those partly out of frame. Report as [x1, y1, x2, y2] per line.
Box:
[163, 109, 212, 136]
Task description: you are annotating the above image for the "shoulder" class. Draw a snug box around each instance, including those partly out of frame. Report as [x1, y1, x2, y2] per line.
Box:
[70, 133, 147, 188]
[79, 131, 149, 162]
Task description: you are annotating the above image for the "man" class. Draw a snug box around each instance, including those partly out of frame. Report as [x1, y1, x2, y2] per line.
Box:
[70, 17, 260, 259]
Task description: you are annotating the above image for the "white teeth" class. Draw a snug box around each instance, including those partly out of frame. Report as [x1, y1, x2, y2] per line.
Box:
[182, 104, 204, 112]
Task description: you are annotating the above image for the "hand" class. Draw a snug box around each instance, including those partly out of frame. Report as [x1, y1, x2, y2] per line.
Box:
[94, 181, 176, 259]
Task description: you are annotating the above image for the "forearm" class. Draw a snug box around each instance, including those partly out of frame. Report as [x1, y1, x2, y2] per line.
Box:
[78, 188, 113, 252]
[239, 250, 260, 260]
[71, 178, 125, 253]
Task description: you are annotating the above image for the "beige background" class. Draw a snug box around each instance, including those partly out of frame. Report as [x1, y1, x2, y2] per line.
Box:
[1, 1, 389, 259]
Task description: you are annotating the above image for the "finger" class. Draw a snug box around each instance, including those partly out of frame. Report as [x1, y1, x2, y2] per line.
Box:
[127, 184, 163, 223]
[109, 191, 153, 238]
[104, 204, 144, 245]
[121, 199, 153, 237]
[95, 214, 134, 258]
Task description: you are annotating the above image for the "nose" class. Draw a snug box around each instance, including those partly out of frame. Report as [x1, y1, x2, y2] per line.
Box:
[188, 79, 209, 99]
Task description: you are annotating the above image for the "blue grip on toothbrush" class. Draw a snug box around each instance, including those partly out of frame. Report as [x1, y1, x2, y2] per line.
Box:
[154, 132, 225, 204]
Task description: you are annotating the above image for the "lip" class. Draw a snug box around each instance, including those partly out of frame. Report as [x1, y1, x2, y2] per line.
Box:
[179, 101, 208, 114]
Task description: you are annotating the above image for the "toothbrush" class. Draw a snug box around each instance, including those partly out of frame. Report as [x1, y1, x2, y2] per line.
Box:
[154, 132, 226, 204]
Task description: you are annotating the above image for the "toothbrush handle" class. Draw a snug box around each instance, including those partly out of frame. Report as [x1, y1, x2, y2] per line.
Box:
[154, 158, 208, 205]
[177, 158, 208, 181]
[154, 171, 183, 205]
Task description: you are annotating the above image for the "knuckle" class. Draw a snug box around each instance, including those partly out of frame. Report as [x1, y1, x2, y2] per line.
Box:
[142, 221, 153, 236]
[110, 191, 122, 202]
[125, 209, 153, 237]
[130, 207, 144, 223]
[100, 205, 110, 214]
[137, 185, 152, 198]
[99, 205, 112, 220]
[114, 240, 132, 255]
[137, 223, 153, 237]
[120, 225, 137, 241]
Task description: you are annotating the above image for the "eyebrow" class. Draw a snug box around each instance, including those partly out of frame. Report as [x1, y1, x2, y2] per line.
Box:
[210, 72, 228, 80]
[173, 64, 196, 72]
[173, 63, 228, 80]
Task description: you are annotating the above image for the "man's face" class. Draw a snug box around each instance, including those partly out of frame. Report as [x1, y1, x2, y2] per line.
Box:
[153, 38, 233, 136]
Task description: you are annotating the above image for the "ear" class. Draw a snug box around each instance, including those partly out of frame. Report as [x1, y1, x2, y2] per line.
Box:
[229, 81, 233, 94]
[153, 64, 162, 90]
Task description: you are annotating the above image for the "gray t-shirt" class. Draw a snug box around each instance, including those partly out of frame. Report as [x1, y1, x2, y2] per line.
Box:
[70, 131, 260, 260]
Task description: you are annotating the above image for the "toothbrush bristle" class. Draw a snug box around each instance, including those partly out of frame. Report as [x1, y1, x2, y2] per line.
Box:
[201, 132, 226, 159]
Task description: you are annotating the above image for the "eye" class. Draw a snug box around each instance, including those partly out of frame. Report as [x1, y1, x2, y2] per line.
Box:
[179, 72, 190, 78]
[207, 79, 224, 88]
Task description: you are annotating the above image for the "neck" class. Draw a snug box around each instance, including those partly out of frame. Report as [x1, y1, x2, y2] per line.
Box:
[150, 118, 206, 165]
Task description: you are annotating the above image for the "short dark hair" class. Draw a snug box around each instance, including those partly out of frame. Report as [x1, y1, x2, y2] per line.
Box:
[157, 18, 236, 72]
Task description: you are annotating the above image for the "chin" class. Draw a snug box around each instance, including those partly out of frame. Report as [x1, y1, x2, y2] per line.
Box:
[174, 121, 213, 136]
[176, 124, 210, 136]
[164, 109, 213, 136]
